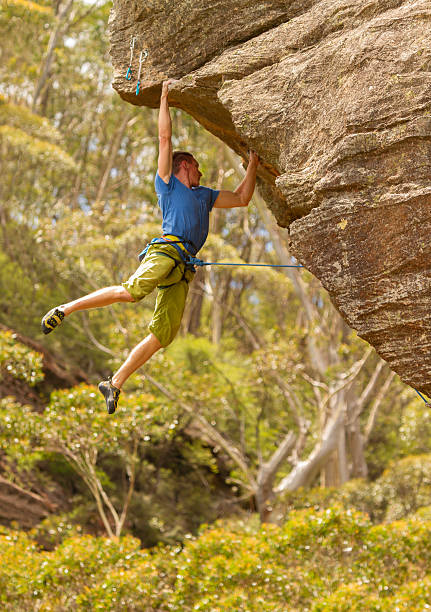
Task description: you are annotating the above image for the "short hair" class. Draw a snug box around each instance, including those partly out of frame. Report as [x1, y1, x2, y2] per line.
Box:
[172, 151, 194, 174]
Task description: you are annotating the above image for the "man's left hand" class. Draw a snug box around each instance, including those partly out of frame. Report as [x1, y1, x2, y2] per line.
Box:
[249, 150, 260, 167]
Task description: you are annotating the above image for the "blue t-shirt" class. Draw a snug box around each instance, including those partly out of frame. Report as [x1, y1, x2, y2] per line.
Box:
[155, 172, 219, 255]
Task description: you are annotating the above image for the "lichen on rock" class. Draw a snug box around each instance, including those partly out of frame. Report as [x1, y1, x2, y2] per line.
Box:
[109, 0, 431, 395]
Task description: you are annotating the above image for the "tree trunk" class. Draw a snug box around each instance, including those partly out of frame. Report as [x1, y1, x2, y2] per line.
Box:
[275, 406, 345, 493]
[94, 114, 132, 203]
[211, 272, 232, 344]
[348, 421, 368, 478]
[69, 111, 98, 208]
[32, 0, 75, 113]
[256, 431, 296, 522]
[181, 266, 206, 335]
[337, 425, 349, 484]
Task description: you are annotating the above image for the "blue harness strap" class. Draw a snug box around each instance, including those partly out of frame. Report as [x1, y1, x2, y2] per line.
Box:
[138, 237, 198, 272]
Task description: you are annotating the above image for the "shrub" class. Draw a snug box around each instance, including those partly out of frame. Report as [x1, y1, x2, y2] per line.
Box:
[2, 507, 431, 610]
[0, 329, 44, 385]
[378, 454, 431, 521]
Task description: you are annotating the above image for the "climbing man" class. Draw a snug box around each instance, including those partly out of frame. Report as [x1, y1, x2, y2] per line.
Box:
[41, 79, 259, 414]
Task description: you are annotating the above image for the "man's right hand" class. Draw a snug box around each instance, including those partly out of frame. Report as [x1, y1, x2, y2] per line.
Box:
[161, 79, 179, 99]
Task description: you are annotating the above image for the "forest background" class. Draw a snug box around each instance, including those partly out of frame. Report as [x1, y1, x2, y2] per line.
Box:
[1, 1, 431, 609]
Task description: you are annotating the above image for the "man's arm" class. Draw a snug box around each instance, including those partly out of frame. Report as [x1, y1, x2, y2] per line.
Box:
[158, 80, 173, 184]
[213, 151, 259, 209]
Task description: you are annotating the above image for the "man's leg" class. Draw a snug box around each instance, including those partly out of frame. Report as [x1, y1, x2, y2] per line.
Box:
[61, 285, 134, 315]
[112, 333, 162, 389]
[42, 286, 134, 334]
[99, 275, 191, 414]
[98, 333, 162, 414]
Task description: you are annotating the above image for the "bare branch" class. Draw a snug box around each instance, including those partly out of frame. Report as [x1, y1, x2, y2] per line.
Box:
[118, 439, 138, 535]
[364, 371, 396, 443]
[198, 280, 261, 351]
[300, 371, 329, 392]
[349, 359, 385, 424]
[81, 312, 117, 356]
[320, 347, 373, 414]
[32, 0, 75, 112]
[257, 431, 296, 493]
[142, 373, 256, 488]
[268, 369, 306, 430]
[275, 403, 345, 494]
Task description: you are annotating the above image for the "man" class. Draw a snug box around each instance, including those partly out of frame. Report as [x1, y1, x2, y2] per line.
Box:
[42, 80, 259, 414]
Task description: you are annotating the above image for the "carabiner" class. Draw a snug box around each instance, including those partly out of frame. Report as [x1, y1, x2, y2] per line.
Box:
[125, 36, 136, 81]
[136, 49, 148, 96]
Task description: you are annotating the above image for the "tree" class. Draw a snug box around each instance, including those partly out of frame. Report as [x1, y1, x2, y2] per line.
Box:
[0, 384, 175, 537]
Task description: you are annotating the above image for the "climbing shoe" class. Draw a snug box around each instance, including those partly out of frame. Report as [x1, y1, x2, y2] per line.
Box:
[98, 379, 121, 415]
[41, 307, 65, 335]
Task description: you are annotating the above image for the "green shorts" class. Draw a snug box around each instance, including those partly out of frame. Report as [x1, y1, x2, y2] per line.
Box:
[122, 243, 195, 347]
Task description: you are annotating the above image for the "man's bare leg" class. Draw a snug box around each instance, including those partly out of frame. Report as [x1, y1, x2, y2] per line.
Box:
[111, 333, 162, 389]
[62, 285, 134, 316]
[99, 333, 162, 413]
[42, 285, 135, 335]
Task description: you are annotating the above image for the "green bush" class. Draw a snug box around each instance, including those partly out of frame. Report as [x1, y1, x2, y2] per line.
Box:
[2, 507, 431, 610]
[276, 455, 431, 526]
[0, 329, 44, 385]
[314, 576, 431, 611]
[378, 454, 431, 521]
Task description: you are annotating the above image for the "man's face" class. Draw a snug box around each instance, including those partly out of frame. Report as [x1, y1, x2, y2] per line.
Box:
[186, 158, 202, 187]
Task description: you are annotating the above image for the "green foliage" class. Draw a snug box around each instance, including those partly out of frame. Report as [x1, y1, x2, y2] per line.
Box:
[0, 527, 40, 606]
[0, 529, 145, 610]
[30, 513, 83, 550]
[2, 507, 431, 610]
[0, 96, 61, 142]
[0, 329, 44, 385]
[0, 125, 76, 171]
[0, 383, 229, 541]
[4, 0, 52, 16]
[276, 454, 431, 526]
[399, 400, 431, 455]
[378, 454, 431, 521]
[0, 0, 52, 92]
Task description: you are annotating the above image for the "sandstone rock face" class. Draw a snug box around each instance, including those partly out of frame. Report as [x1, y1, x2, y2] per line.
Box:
[109, 1, 431, 394]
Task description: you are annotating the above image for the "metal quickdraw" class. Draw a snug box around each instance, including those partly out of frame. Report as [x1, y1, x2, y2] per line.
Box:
[125, 36, 136, 81]
[136, 49, 148, 96]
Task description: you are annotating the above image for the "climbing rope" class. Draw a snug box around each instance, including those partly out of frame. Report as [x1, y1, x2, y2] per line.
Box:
[176, 256, 431, 411]
[139, 238, 304, 269]
[414, 388, 431, 408]
[189, 258, 303, 268]
[141, 241, 431, 409]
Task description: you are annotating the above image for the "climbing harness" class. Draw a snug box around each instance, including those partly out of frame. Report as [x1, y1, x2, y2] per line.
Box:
[136, 49, 148, 96]
[138, 237, 303, 272]
[125, 36, 136, 81]
[414, 388, 431, 408]
[139, 237, 197, 271]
